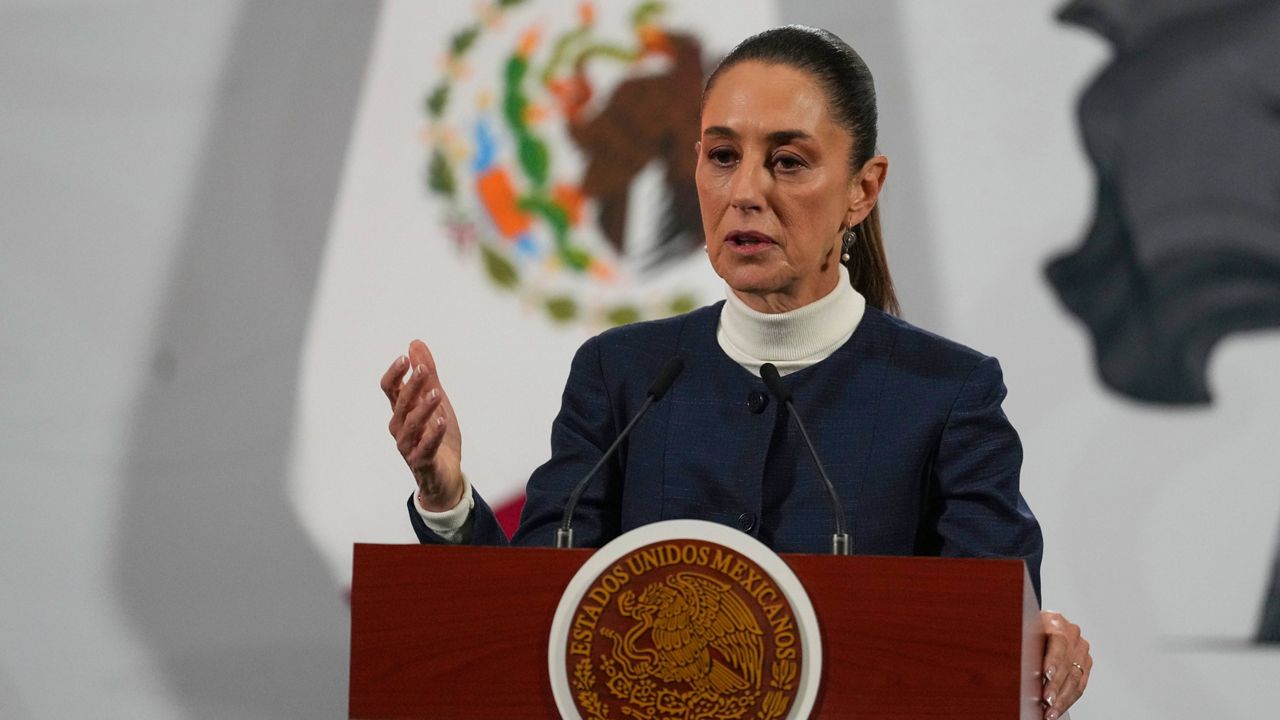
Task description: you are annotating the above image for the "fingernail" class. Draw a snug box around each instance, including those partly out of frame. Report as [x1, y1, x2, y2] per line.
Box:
[429, 388, 438, 401]
[1045, 666, 1056, 682]
[416, 364, 427, 376]
[436, 416, 444, 427]
[397, 355, 407, 367]
[1046, 711, 1058, 720]
[1046, 693, 1055, 707]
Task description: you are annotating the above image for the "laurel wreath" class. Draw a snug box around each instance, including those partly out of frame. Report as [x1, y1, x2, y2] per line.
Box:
[575, 658, 611, 719]
[422, 0, 701, 328]
[571, 655, 798, 720]
[754, 658, 797, 720]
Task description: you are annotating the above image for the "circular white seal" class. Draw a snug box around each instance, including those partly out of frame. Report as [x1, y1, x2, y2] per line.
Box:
[548, 519, 822, 719]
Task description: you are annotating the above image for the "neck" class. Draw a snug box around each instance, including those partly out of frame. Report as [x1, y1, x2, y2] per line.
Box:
[731, 265, 843, 314]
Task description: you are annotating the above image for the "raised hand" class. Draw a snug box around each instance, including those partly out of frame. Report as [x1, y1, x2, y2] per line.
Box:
[381, 340, 464, 511]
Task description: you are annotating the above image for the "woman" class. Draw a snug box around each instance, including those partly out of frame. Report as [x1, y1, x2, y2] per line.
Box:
[382, 25, 1091, 717]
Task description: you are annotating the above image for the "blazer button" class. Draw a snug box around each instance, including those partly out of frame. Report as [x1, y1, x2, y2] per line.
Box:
[746, 390, 768, 414]
[737, 512, 756, 531]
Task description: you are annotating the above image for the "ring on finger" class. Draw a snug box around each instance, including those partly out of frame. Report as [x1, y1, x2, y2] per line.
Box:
[1071, 661, 1085, 674]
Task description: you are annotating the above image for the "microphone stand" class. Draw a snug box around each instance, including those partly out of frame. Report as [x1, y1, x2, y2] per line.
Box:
[555, 356, 684, 549]
[761, 362, 852, 556]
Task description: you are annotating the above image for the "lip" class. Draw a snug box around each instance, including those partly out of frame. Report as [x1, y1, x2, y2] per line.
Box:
[723, 230, 777, 256]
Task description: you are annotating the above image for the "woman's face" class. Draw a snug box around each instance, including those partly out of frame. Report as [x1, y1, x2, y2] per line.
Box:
[696, 61, 884, 313]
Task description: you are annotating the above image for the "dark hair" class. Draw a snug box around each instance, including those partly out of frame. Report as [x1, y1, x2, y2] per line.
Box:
[703, 25, 900, 315]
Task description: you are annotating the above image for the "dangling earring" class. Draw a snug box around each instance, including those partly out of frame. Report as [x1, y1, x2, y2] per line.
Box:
[840, 227, 858, 263]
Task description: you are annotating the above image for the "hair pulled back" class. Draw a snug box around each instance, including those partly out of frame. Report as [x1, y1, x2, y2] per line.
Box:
[704, 25, 899, 315]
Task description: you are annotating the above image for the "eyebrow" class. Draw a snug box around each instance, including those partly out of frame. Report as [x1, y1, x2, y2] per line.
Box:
[702, 126, 814, 145]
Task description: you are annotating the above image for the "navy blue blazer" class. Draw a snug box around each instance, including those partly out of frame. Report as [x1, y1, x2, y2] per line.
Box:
[409, 302, 1044, 600]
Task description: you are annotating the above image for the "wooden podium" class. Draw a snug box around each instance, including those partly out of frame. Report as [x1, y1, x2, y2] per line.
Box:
[349, 544, 1046, 719]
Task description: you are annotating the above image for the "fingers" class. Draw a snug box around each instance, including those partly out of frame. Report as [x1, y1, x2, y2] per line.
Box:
[1042, 641, 1070, 714]
[382, 339, 440, 413]
[1048, 653, 1090, 719]
[401, 340, 446, 415]
[407, 408, 447, 467]
[404, 390, 447, 465]
[380, 355, 409, 408]
[1040, 611, 1091, 719]
[1052, 643, 1091, 717]
[1041, 626, 1069, 697]
[389, 362, 433, 438]
[392, 379, 443, 459]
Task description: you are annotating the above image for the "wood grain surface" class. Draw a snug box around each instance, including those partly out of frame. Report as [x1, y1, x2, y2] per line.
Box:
[349, 544, 1040, 719]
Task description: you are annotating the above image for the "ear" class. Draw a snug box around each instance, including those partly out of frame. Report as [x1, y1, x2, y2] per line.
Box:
[845, 155, 889, 227]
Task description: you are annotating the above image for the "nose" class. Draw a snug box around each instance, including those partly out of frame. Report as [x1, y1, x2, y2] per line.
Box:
[729, 155, 767, 213]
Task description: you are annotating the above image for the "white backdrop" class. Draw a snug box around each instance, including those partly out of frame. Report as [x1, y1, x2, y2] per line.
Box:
[289, 0, 778, 589]
[4, 1, 1278, 717]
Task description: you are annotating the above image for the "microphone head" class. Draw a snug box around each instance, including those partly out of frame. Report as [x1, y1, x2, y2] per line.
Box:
[759, 362, 792, 403]
[647, 356, 685, 400]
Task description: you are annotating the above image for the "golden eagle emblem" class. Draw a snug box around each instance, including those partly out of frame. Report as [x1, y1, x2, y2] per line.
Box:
[565, 539, 804, 720]
[602, 572, 765, 697]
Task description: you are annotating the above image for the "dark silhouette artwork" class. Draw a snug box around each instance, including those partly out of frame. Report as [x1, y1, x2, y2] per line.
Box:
[566, 32, 705, 269]
[1045, 0, 1280, 641]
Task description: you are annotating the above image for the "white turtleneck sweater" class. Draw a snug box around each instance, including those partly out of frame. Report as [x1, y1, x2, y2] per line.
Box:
[716, 265, 866, 378]
[417, 266, 867, 541]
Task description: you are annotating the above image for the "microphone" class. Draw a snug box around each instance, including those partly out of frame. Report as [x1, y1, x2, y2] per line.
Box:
[760, 362, 852, 556]
[555, 356, 685, 548]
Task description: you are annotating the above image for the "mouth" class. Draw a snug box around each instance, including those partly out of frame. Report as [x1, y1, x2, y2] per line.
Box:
[724, 231, 777, 255]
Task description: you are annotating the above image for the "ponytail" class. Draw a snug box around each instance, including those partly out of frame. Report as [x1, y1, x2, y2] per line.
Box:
[846, 204, 899, 316]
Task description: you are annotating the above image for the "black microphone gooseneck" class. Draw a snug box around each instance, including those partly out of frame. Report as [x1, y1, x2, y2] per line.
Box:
[760, 362, 852, 556]
[555, 356, 685, 549]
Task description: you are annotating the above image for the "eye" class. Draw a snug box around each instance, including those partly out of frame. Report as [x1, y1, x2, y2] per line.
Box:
[707, 147, 738, 167]
[771, 153, 806, 172]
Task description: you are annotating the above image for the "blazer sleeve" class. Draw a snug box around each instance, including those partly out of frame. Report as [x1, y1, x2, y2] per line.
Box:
[406, 488, 510, 545]
[931, 355, 1045, 602]
[509, 334, 624, 547]
[405, 334, 623, 547]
